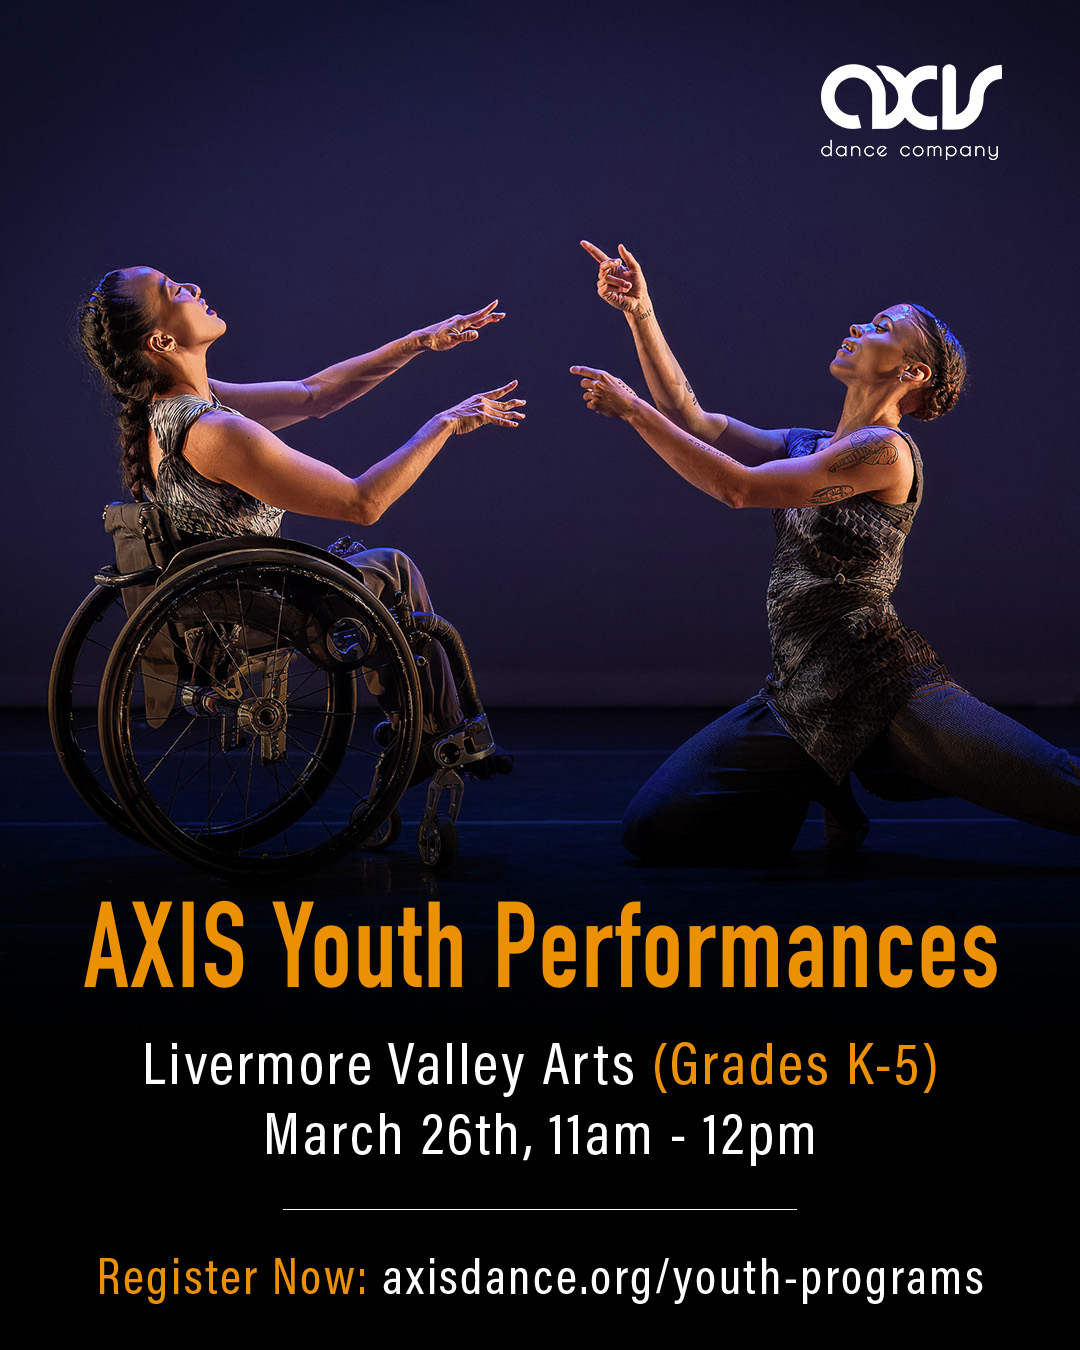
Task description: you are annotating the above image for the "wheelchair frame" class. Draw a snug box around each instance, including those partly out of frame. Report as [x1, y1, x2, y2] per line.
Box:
[49, 504, 499, 878]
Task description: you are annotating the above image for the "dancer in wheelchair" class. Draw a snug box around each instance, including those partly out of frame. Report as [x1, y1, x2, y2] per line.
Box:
[572, 240, 1079, 861]
[78, 265, 520, 775]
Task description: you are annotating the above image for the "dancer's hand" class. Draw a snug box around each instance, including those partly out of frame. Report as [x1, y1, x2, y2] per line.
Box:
[580, 241, 649, 318]
[570, 366, 640, 419]
[415, 301, 505, 351]
[445, 381, 525, 434]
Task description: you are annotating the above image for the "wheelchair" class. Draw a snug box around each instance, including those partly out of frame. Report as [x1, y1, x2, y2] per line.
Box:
[49, 502, 501, 878]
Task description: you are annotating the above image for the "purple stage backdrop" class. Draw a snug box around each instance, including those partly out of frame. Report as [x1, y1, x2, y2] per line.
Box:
[3, 1, 1076, 708]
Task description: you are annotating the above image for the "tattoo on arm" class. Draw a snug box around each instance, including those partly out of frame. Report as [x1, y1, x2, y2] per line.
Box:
[689, 437, 739, 468]
[809, 484, 855, 504]
[633, 307, 654, 323]
[684, 381, 699, 407]
[829, 428, 900, 473]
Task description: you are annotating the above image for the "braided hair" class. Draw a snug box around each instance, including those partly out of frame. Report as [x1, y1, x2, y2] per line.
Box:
[78, 270, 170, 498]
[904, 304, 967, 421]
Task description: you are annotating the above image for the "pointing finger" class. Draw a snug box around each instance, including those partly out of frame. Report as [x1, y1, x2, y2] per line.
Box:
[580, 240, 610, 264]
[465, 300, 502, 323]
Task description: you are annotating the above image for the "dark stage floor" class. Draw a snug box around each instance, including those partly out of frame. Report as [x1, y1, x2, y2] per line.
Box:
[6, 703, 1078, 904]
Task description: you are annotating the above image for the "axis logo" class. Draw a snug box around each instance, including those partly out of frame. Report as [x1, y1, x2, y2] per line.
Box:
[821, 65, 1002, 130]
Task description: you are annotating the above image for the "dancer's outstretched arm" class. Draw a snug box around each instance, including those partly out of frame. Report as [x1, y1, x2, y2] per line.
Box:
[181, 382, 524, 526]
[580, 240, 786, 465]
[571, 366, 908, 510]
[210, 301, 506, 430]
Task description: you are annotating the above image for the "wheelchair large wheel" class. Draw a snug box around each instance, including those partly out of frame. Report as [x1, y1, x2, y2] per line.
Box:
[98, 549, 422, 878]
[48, 585, 145, 843]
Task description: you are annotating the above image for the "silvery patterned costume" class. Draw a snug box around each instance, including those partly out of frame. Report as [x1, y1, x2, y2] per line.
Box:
[761, 426, 948, 782]
[148, 393, 284, 537]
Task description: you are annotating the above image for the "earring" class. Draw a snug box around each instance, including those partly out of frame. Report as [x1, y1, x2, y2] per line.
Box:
[899, 372, 913, 381]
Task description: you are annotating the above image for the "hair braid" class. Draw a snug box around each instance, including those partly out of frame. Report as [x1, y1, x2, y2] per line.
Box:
[78, 270, 169, 498]
[904, 304, 967, 421]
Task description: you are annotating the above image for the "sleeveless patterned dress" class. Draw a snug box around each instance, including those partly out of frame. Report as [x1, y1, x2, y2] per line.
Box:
[148, 393, 283, 537]
[760, 426, 950, 781]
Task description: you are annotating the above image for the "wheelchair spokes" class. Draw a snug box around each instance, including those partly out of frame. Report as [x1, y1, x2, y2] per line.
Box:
[97, 554, 421, 877]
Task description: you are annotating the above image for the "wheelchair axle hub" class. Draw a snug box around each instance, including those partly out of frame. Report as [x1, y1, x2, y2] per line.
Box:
[237, 695, 288, 736]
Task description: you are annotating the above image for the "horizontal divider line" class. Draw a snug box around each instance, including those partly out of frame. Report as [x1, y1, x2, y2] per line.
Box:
[281, 1206, 798, 1213]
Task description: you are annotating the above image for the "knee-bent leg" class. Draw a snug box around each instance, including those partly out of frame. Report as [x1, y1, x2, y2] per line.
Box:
[351, 547, 434, 612]
[347, 545, 460, 734]
[622, 701, 828, 864]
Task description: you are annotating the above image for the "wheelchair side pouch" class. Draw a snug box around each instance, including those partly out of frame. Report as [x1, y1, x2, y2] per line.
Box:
[103, 502, 182, 727]
[103, 502, 180, 599]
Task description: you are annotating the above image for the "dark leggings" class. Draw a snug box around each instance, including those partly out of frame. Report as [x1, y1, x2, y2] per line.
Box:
[347, 547, 462, 735]
[622, 683, 1080, 864]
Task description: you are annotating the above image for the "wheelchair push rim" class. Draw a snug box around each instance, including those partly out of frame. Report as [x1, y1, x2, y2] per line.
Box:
[98, 549, 423, 878]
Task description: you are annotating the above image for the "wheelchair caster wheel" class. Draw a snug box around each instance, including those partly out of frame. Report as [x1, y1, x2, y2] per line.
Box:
[356, 804, 402, 851]
[417, 815, 457, 871]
